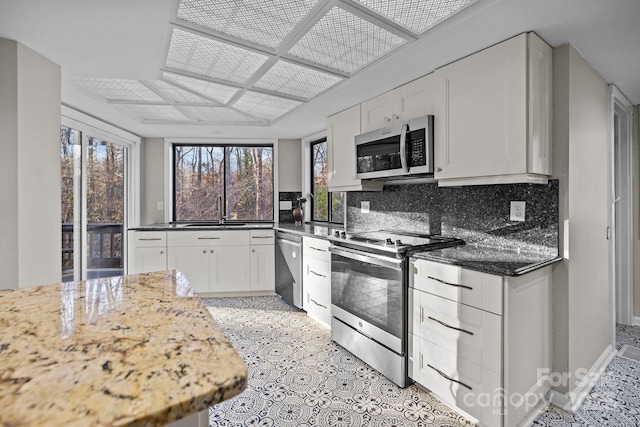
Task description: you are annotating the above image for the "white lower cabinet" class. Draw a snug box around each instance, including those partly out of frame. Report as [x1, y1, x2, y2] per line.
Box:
[409, 258, 552, 427]
[211, 245, 251, 292]
[167, 245, 211, 293]
[129, 231, 167, 274]
[302, 236, 331, 327]
[250, 230, 275, 292]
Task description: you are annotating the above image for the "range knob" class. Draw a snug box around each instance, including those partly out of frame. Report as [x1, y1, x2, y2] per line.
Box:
[334, 230, 340, 238]
[385, 238, 393, 245]
[340, 231, 347, 239]
[395, 239, 403, 247]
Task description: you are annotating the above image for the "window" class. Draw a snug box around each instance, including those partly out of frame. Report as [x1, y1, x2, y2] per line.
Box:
[311, 138, 344, 223]
[173, 144, 273, 221]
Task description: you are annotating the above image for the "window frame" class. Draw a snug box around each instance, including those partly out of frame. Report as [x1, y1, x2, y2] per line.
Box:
[309, 137, 344, 225]
[166, 139, 277, 223]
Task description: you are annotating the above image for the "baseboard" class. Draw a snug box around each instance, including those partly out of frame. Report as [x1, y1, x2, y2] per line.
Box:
[633, 316, 640, 327]
[548, 344, 616, 412]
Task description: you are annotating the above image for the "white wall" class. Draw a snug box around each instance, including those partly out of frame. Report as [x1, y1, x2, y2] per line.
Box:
[140, 138, 165, 225]
[552, 43, 611, 398]
[0, 39, 61, 289]
[278, 139, 302, 192]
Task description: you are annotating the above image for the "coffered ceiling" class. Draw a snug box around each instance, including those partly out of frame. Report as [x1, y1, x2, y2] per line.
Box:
[66, 0, 474, 128]
[1, 0, 639, 139]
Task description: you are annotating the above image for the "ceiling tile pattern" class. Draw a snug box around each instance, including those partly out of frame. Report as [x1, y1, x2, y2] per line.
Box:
[234, 91, 303, 120]
[177, 105, 258, 122]
[177, 0, 319, 49]
[70, 78, 165, 102]
[66, 0, 477, 126]
[162, 71, 238, 104]
[166, 28, 269, 84]
[287, 6, 406, 73]
[116, 104, 191, 122]
[357, 0, 473, 33]
[254, 60, 343, 99]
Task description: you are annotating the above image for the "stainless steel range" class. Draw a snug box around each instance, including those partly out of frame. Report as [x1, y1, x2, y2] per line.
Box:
[328, 230, 464, 387]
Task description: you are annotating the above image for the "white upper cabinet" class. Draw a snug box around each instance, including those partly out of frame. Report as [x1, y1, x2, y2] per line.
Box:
[327, 104, 383, 192]
[360, 75, 433, 133]
[433, 32, 552, 186]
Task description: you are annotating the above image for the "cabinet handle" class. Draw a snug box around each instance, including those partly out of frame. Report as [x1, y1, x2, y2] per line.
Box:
[210, 249, 215, 254]
[310, 246, 326, 253]
[202, 250, 207, 254]
[420, 306, 424, 323]
[436, 167, 442, 172]
[427, 276, 473, 290]
[391, 114, 399, 121]
[310, 270, 326, 278]
[420, 352, 424, 369]
[310, 298, 327, 309]
[427, 364, 473, 391]
[159, 251, 164, 254]
[139, 238, 162, 241]
[198, 237, 220, 240]
[252, 236, 272, 239]
[428, 316, 474, 336]
[384, 116, 391, 122]
[252, 249, 256, 253]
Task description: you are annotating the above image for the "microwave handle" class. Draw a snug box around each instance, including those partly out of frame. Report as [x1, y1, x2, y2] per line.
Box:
[399, 123, 409, 173]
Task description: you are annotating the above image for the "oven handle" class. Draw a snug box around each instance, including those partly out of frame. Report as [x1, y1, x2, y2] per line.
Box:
[329, 246, 403, 271]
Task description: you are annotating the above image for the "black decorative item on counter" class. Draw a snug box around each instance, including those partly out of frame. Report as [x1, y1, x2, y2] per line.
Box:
[278, 192, 302, 223]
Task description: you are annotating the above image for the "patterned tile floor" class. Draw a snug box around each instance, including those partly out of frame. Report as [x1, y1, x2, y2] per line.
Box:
[202, 296, 640, 427]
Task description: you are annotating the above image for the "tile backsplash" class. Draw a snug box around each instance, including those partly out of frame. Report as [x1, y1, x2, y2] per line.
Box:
[347, 181, 559, 254]
[278, 192, 302, 223]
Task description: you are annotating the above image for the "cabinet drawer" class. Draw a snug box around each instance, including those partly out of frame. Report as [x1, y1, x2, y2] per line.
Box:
[303, 237, 331, 262]
[250, 229, 274, 245]
[412, 335, 501, 426]
[167, 230, 250, 247]
[411, 259, 503, 315]
[133, 231, 166, 247]
[303, 256, 330, 302]
[412, 289, 502, 373]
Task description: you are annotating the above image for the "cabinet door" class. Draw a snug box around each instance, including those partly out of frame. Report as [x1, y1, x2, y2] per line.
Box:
[361, 90, 400, 132]
[211, 246, 251, 292]
[399, 75, 431, 120]
[132, 247, 167, 274]
[434, 34, 527, 180]
[327, 105, 383, 192]
[167, 246, 210, 293]
[250, 245, 275, 291]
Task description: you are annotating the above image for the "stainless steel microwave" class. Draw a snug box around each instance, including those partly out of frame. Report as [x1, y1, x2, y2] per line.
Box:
[355, 115, 434, 180]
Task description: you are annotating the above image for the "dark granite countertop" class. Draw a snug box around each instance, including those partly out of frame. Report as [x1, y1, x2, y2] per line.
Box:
[412, 243, 562, 276]
[129, 222, 274, 231]
[274, 223, 344, 239]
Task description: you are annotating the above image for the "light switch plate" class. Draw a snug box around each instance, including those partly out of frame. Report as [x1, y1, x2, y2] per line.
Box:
[279, 200, 292, 210]
[361, 201, 370, 214]
[510, 201, 526, 222]
[157, 201, 163, 211]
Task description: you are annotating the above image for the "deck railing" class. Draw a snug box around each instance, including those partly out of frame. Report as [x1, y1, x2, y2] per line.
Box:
[62, 223, 123, 279]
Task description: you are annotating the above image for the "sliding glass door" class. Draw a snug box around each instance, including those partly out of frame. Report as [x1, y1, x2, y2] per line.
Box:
[61, 126, 127, 281]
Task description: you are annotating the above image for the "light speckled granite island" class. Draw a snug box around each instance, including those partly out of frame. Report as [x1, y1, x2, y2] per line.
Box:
[0, 270, 248, 427]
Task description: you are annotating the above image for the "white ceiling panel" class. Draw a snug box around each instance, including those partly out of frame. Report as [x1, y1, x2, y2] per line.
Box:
[356, 0, 475, 34]
[162, 71, 239, 104]
[233, 91, 303, 120]
[166, 28, 270, 84]
[287, 6, 407, 73]
[253, 61, 343, 99]
[178, 106, 260, 122]
[150, 79, 212, 103]
[116, 104, 191, 122]
[69, 77, 165, 102]
[176, 0, 319, 49]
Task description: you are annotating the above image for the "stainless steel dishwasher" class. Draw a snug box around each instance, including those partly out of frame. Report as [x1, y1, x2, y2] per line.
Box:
[275, 231, 303, 308]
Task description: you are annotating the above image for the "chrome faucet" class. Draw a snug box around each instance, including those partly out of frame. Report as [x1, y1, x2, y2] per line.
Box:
[217, 195, 226, 224]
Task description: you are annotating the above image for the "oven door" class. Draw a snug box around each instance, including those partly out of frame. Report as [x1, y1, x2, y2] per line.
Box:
[329, 246, 407, 354]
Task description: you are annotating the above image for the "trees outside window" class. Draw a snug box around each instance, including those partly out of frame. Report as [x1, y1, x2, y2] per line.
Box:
[174, 144, 273, 221]
[311, 139, 344, 224]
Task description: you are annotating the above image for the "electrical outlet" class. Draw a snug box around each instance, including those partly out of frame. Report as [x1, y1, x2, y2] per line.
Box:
[157, 201, 164, 211]
[361, 201, 370, 214]
[510, 201, 526, 222]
